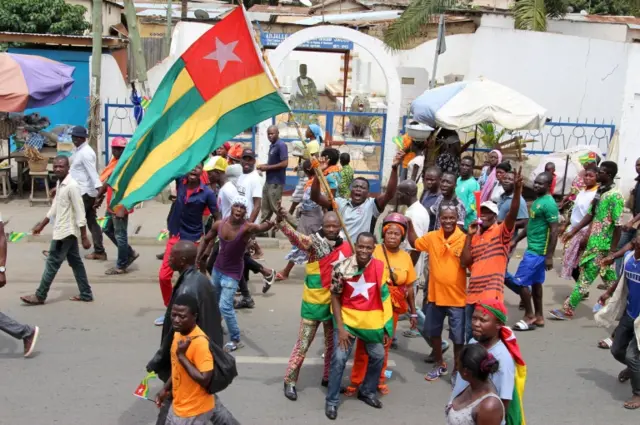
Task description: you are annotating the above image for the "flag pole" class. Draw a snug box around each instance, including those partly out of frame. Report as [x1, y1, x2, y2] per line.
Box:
[249, 25, 354, 250]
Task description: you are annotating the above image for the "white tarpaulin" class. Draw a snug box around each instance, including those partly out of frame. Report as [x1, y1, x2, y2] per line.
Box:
[411, 79, 547, 130]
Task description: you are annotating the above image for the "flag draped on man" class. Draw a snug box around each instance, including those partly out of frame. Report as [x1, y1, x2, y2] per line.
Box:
[109, 7, 289, 209]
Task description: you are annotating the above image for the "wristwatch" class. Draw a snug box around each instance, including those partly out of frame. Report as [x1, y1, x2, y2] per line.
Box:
[0, 266, 6, 273]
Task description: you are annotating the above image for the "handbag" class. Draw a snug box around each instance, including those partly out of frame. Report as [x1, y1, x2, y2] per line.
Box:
[381, 245, 409, 314]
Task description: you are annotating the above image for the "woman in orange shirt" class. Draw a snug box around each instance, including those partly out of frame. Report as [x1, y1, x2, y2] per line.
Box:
[345, 213, 418, 395]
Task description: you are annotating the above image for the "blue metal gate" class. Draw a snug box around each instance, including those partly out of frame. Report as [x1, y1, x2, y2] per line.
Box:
[273, 108, 387, 193]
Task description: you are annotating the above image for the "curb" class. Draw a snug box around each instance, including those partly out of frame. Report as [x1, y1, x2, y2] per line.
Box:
[21, 234, 288, 248]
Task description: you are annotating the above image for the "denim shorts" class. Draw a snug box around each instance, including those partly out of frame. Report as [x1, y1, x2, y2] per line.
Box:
[514, 251, 546, 286]
[424, 303, 465, 345]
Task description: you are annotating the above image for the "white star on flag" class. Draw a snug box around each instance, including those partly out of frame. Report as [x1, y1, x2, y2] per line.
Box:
[331, 251, 346, 267]
[348, 273, 376, 300]
[203, 38, 242, 72]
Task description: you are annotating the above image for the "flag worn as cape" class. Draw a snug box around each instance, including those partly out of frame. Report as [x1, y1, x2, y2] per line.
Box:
[335, 258, 393, 343]
[501, 326, 527, 425]
[109, 6, 289, 209]
[302, 243, 352, 322]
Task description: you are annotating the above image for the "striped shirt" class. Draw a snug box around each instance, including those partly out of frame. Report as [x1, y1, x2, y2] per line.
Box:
[467, 222, 513, 304]
[46, 175, 87, 241]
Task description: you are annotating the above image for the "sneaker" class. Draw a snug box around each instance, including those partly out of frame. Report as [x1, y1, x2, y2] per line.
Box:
[425, 363, 448, 381]
[262, 270, 275, 294]
[234, 297, 255, 309]
[23, 326, 39, 358]
[154, 316, 164, 326]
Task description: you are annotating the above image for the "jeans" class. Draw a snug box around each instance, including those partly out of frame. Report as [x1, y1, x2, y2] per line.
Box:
[103, 213, 135, 269]
[82, 194, 104, 254]
[36, 236, 93, 301]
[611, 314, 640, 396]
[464, 304, 475, 343]
[212, 269, 241, 342]
[325, 331, 384, 407]
[616, 229, 637, 278]
[0, 311, 33, 339]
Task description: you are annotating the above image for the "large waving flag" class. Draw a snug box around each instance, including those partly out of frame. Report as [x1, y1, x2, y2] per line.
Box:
[109, 7, 289, 209]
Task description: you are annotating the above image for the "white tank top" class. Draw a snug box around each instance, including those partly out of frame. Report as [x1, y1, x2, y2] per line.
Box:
[446, 392, 504, 425]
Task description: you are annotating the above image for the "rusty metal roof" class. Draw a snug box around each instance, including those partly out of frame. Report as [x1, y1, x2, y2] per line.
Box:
[560, 13, 640, 25]
[0, 31, 128, 48]
[247, 4, 311, 15]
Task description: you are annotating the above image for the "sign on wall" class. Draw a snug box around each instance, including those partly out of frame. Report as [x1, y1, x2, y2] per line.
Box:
[260, 32, 353, 50]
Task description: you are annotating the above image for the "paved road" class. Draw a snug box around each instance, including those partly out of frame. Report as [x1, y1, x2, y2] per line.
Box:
[0, 243, 636, 424]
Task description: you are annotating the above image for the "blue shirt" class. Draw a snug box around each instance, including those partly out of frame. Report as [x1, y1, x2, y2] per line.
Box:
[266, 139, 288, 185]
[624, 252, 640, 319]
[168, 178, 217, 242]
[497, 192, 529, 221]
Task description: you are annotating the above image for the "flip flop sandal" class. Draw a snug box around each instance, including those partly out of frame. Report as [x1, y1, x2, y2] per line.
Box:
[597, 338, 613, 349]
[549, 309, 573, 321]
[403, 329, 421, 338]
[69, 295, 93, 302]
[623, 400, 640, 410]
[618, 368, 631, 383]
[342, 385, 357, 397]
[275, 272, 287, 282]
[597, 283, 610, 290]
[514, 320, 537, 331]
[105, 267, 127, 275]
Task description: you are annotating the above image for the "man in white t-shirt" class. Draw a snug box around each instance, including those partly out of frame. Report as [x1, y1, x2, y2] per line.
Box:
[218, 164, 242, 219]
[310, 151, 404, 243]
[237, 148, 263, 223]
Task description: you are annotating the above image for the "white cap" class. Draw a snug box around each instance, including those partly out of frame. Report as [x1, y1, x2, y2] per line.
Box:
[480, 201, 499, 215]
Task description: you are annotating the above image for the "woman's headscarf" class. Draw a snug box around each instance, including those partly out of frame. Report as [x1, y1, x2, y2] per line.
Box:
[308, 124, 324, 144]
[480, 149, 503, 203]
[225, 163, 242, 187]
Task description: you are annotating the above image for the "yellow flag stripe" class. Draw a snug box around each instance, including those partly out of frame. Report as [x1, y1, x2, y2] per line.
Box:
[123, 73, 277, 198]
[163, 68, 195, 114]
[305, 261, 320, 276]
[302, 287, 331, 305]
[342, 307, 384, 330]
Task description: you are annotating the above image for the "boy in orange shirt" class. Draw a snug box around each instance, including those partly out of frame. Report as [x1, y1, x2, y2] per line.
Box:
[155, 294, 215, 424]
[407, 203, 467, 382]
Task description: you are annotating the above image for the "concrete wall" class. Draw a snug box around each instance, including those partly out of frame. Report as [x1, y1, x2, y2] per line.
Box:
[616, 44, 640, 196]
[67, 0, 122, 35]
[547, 20, 628, 42]
[467, 27, 627, 125]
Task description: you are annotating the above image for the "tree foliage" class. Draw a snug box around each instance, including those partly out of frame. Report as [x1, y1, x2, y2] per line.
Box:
[568, 0, 640, 15]
[0, 0, 91, 35]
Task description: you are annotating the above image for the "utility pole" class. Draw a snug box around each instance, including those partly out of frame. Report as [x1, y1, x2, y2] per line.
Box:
[163, 0, 173, 58]
[89, 0, 103, 154]
[123, 0, 149, 95]
[181, 0, 188, 20]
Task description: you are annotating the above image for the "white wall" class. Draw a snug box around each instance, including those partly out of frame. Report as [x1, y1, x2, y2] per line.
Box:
[615, 44, 640, 196]
[466, 27, 627, 125]
[547, 20, 628, 42]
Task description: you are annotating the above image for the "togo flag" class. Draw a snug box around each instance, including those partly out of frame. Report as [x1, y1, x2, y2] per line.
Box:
[109, 6, 289, 209]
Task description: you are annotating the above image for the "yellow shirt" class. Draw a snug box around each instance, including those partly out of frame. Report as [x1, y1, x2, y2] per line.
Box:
[170, 326, 215, 418]
[373, 244, 416, 286]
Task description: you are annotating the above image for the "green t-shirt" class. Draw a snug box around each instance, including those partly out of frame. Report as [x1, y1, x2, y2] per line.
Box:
[526, 194, 559, 255]
[456, 176, 480, 229]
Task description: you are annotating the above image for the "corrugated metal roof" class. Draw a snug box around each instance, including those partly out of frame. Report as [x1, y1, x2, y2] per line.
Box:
[296, 9, 403, 25]
[559, 13, 640, 26]
[248, 4, 311, 15]
[0, 31, 125, 41]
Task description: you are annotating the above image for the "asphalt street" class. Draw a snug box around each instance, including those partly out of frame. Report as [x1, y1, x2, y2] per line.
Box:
[0, 243, 637, 425]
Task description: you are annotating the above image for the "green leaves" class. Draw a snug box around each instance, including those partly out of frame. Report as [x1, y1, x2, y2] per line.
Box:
[0, 0, 90, 35]
[383, 0, 456, 50]
[514, 0, 548, 31]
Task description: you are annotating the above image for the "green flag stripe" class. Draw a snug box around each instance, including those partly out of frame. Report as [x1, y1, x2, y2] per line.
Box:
[304, 274, 323, 289]
[118, 91, 288, 208]
[301, 302, 331, 322]
[111, 87, 204, 204]
[109, 59, 188, 192]
[381, 282, 390, 301]
[343, 325, 383, 344]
